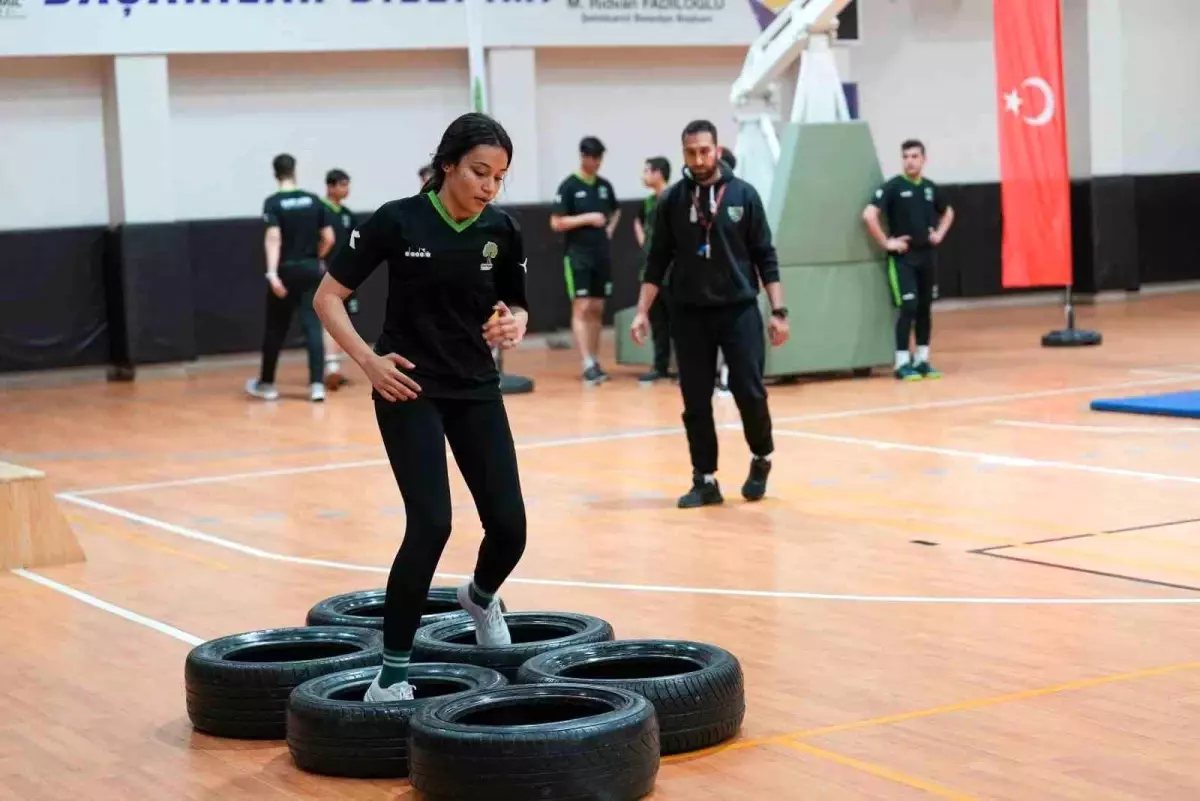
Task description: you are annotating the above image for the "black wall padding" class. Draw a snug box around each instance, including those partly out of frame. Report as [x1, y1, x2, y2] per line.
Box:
[117, 223, 197, 365]
[0, 226, 111, 374]
[934, 183, 1003, 298]
[1135, 173, 1199, 286]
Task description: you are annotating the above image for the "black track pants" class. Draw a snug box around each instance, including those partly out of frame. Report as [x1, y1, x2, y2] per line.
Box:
[670, 300, 773, 476]
[374, 394, 527, 652]
[259, 260, 325, 385]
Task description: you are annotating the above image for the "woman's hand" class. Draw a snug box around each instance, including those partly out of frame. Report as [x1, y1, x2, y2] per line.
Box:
[363, 352, 422, 402]
[482, 302, 527, 350]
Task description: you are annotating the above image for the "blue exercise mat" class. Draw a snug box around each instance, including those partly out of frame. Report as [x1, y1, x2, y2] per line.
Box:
[1090, 390, 1200, 419]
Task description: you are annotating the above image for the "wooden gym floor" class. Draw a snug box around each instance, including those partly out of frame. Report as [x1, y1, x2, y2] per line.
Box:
[3, 293, 1200, 800]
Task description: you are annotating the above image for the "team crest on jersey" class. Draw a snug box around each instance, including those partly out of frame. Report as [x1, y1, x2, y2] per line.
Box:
[599, 186, 609, 200]
[481, 241, 498, 271]
[924, 187, 934, 202]
[727, 206, 744, 222]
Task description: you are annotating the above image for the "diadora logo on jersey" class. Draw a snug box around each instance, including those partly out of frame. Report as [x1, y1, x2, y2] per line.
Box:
[480, 241, 498, 271]
[900, 190, 913, 198]
[405, 247, 432, 259]
[574, 190, 587, 198]
[279, 196, 313, 210]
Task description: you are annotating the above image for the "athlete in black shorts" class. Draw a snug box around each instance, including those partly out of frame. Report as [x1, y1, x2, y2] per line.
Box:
[551, 136, 620, 385]
[863, 139, 955, 381]
[314, 112, 529, 704]
[246, 153, 335, 402]
[321, 169, 357, 389]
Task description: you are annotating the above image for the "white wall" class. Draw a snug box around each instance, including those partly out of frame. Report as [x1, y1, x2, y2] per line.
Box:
[167, 50, 470, 221]
[0, 58, 110, 232]
[852, 0, 999, 184]
[1119, 0, 1200, 175]
[534, 46, 746, 202]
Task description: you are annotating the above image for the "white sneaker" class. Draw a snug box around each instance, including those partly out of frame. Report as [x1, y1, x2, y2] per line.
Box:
[456, 583, 511, 646]
[363, 674, 414, 703]
[310, 382, 326, 402]
[245, 378, 279, 400]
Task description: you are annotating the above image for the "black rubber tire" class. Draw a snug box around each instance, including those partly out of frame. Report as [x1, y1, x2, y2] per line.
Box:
[184, 626, 383, 740]
[286, 662, 508, 778]
[304, 586, 507, 631]
[516, 639, 745, 755]
[409, 683, 659, 801]
[412, 611, 615, 680]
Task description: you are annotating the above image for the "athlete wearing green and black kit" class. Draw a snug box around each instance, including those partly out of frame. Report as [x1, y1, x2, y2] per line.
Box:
[634, 156, 673, 381]
[555, 172, 619, 299]
[247, 153, 335, 402]
[866, 139, 954, 381]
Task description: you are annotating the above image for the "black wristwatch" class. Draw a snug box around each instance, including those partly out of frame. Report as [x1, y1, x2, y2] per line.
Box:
[771, 307, 789, 320]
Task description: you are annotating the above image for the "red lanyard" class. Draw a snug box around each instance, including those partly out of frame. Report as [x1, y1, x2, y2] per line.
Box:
[690, 183, 727, 260]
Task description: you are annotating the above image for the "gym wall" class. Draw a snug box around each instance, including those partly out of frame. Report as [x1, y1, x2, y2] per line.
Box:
[3, 0, 1200, 374]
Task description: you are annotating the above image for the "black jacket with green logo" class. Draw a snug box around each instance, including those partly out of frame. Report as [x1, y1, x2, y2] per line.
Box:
[642, 163, 779, 308]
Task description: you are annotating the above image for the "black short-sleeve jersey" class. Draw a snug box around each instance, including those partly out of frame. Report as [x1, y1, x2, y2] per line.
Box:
[321, 198, 355, 262]
[326, 191, 529, 400]
[869, 175, 949, 249]
[262, 189, 333, 265]
[552, 172, 619, 255]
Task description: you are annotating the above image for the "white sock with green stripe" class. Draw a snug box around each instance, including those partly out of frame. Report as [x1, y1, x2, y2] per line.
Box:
[379, 649, 411, 688]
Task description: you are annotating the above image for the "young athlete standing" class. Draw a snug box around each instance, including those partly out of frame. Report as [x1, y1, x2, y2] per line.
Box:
[314, 113, 530, 703]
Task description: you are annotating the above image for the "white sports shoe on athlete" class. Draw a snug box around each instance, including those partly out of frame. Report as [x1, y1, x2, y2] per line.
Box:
[245, 378, 279, 401]
[456, 583, 511, 646]
[363, 674, 414, 703]
[310, 382, 326, 402]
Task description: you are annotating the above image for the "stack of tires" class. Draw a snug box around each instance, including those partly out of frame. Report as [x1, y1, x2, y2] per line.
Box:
[184, 586, 745, 801]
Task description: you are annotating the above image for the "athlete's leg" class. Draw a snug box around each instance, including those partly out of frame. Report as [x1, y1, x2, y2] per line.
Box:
[888, 254, 921, 381]
[913, 254, 940, 378]
[671, 304, 723, 508]
[365, 395, 452, 702]
[717, 301, 773, 500]
[442, 397, 527, 645]
[247, 275, 298, 400]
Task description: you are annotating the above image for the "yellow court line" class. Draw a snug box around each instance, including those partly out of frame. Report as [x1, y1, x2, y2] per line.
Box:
[663, 657, 1200, 764]
[781, 740, 980, 801]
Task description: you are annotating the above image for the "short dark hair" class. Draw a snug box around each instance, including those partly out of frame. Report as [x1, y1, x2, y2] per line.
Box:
[579, 136, 606, 157]
[682, 119, 719, 143]
[645, 156, 671, 182]
[422, 113, 514, 194]
[272, 154, 296, 180]
[901, 139, 925, 154]
[325, 169, 350, 186]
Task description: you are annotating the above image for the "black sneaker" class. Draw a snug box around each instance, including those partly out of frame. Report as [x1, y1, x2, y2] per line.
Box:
[678, 476, 724, 509]
[742, 456, 771, 501]
[638, 368, 669, 383]
[582, 364, 609, 385]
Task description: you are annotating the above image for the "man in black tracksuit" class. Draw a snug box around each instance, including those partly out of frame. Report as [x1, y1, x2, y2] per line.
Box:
[631, 119, 790, 509]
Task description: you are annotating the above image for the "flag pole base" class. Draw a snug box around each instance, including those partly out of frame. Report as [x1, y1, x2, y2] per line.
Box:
[1041, 286, 1102, 347]
[499, 373, 536, 394]
[494, 347, 535, 395]
[1042, 328, 1102, 347]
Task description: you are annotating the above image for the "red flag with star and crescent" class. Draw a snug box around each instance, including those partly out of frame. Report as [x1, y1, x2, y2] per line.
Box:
[994, 0, 1072, 288]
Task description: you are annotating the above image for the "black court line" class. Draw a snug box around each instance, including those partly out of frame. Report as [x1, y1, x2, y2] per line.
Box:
[969, 521, 1200, 594]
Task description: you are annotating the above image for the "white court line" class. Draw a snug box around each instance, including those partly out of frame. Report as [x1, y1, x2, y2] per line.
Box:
[63, 372, 1200, 498]
[994, 419, 1200, 435]
[775, 429, 1200, 484]
[54, 493, 1200, 605]
[12, 568, 205, 645]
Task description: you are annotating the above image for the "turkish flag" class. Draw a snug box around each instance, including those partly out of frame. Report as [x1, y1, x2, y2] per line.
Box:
[994, 0, 1072, 288]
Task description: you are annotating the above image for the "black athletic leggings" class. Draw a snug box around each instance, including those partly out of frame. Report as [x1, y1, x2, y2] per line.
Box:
[889, 250, 936, 351]
[375, 393, 527, 653]
[260, 260, 324, 385]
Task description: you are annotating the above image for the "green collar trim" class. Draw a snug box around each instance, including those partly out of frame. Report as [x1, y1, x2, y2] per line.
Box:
[427, 190, 480, 232]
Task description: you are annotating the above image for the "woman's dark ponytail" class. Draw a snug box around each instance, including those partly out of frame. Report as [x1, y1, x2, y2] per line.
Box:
[421, 112, 513, 195]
